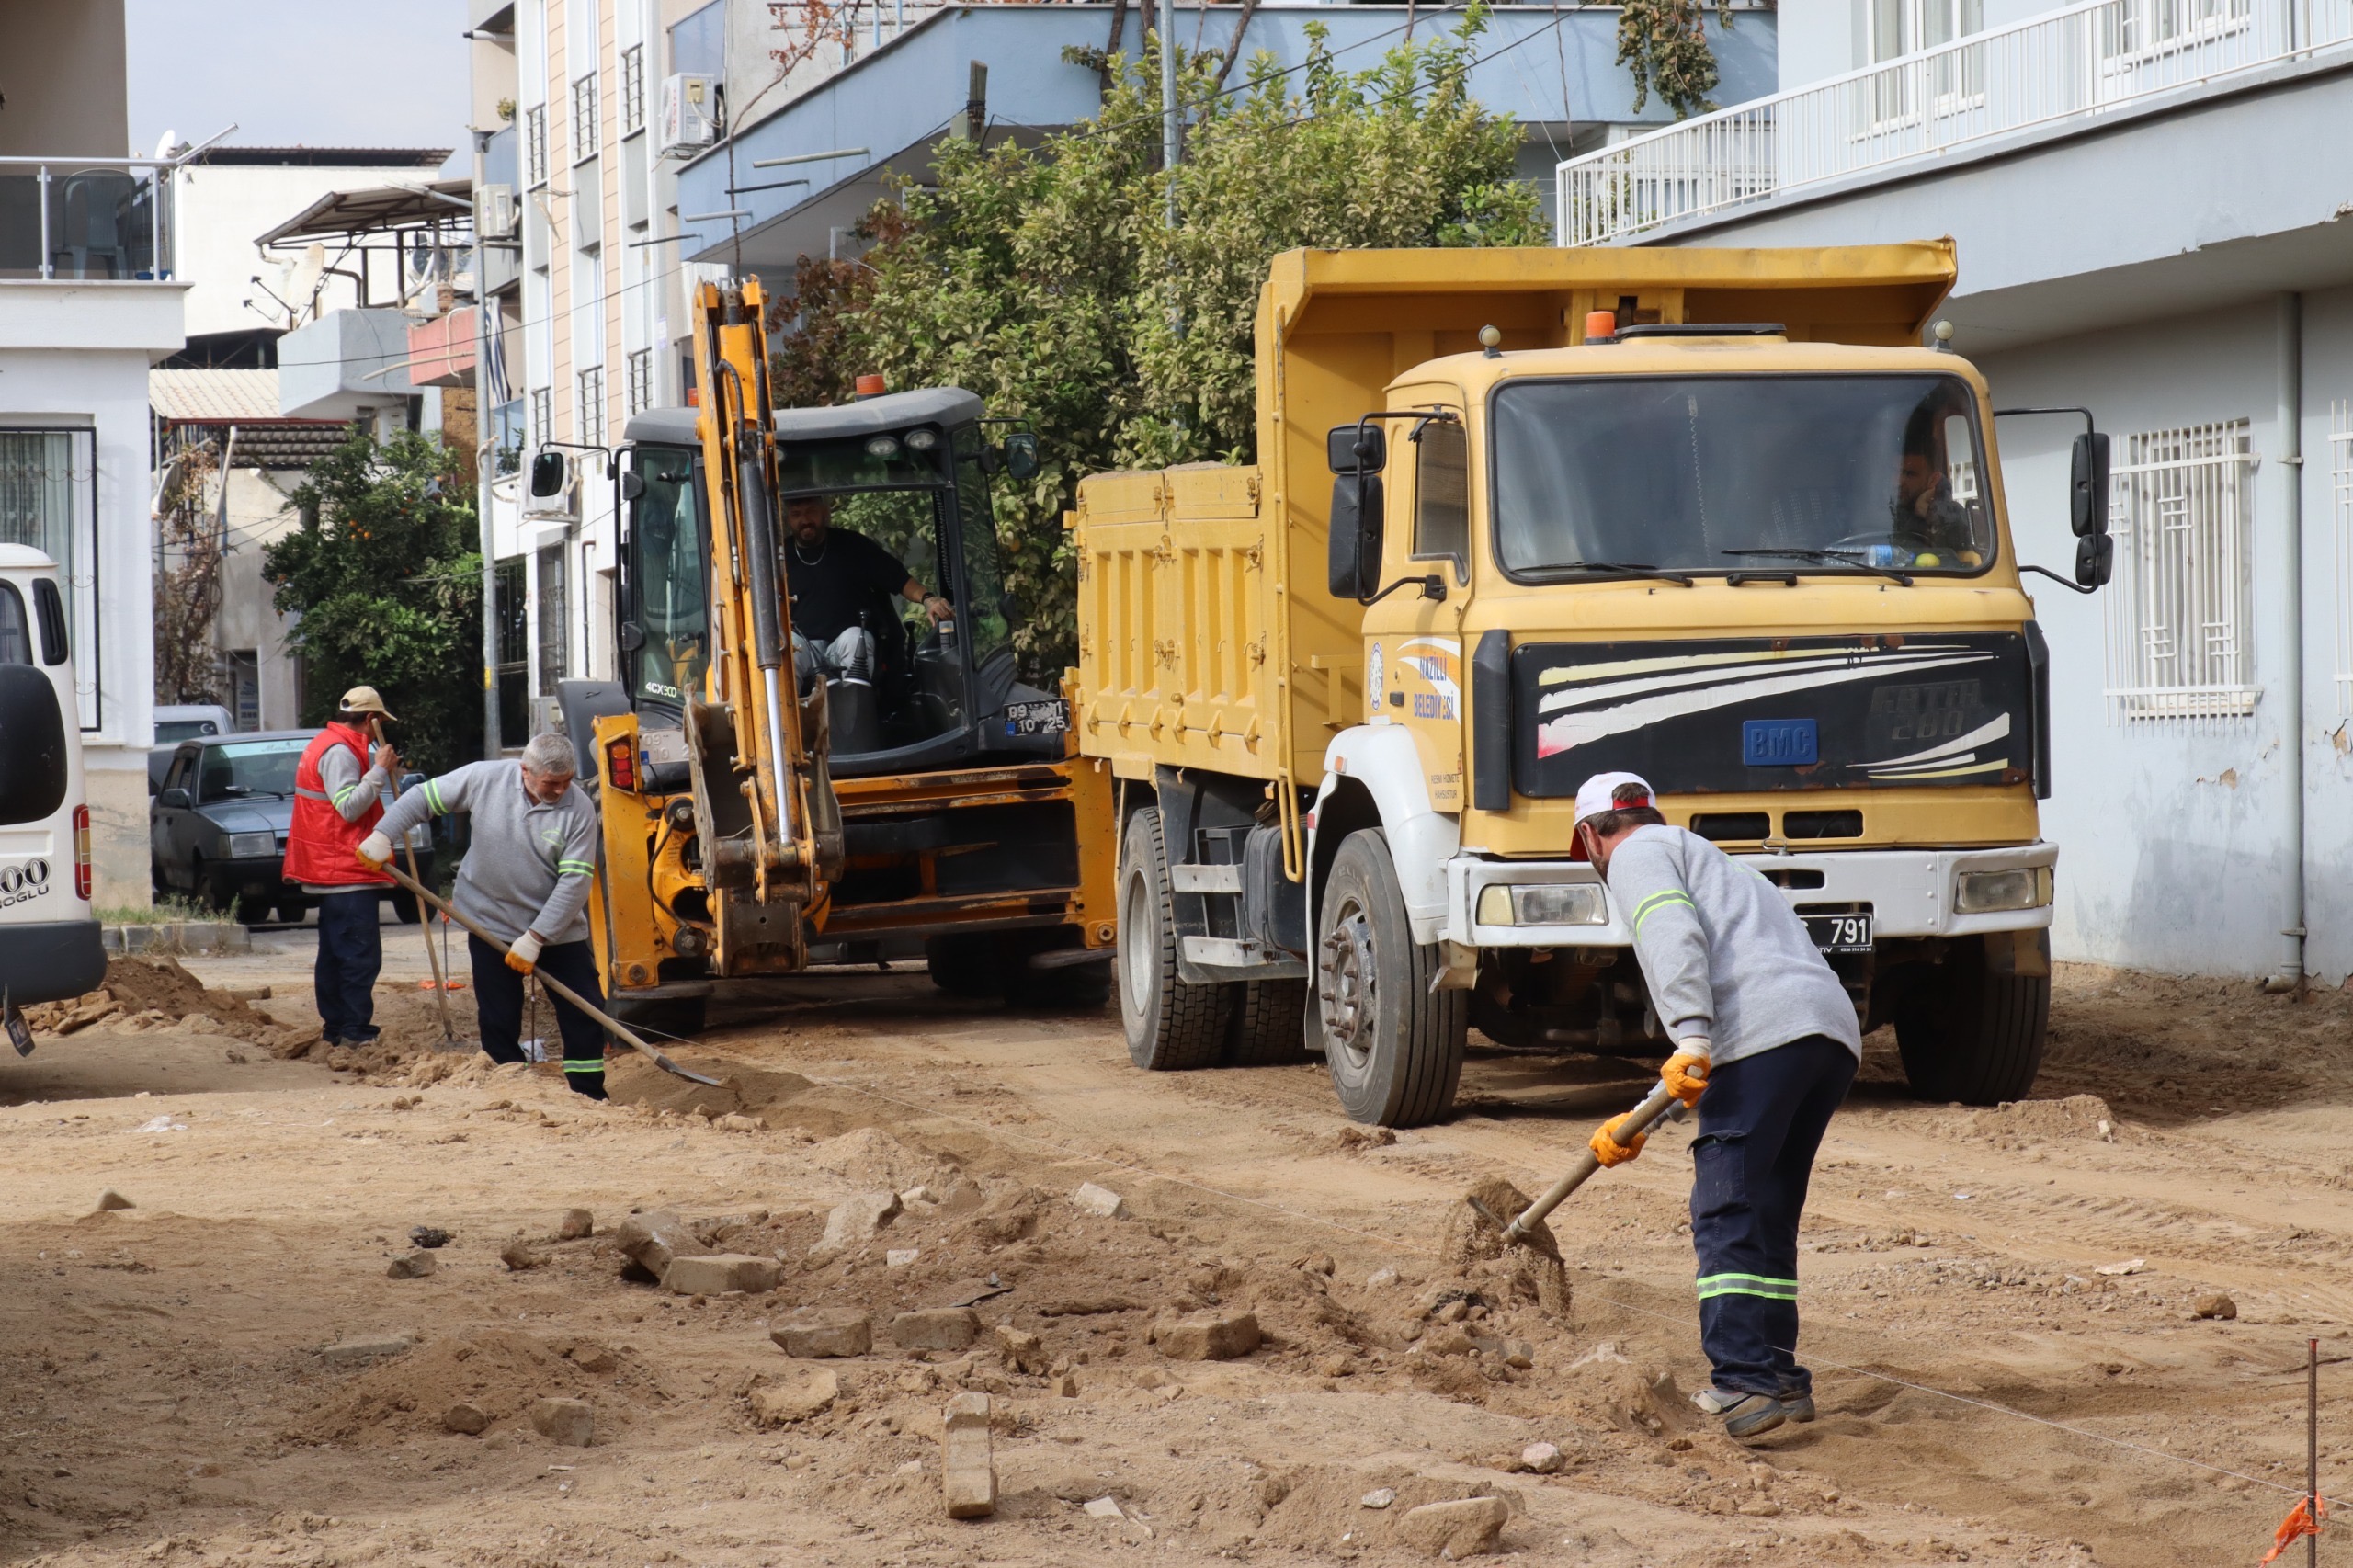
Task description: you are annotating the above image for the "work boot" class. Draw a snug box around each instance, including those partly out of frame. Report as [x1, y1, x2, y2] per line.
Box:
[1693, 1386, 1786, 1440]
[1778, 1387, 1816, 1424]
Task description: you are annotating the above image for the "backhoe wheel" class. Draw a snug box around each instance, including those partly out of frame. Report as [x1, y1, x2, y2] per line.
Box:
[1893, 939, 2049, 1105]
[1117, 807, 1230, 1070]
[1315, 829, 1466, 1127]
[1224, 978, 1311, 1065]
[926, 934, 998, 998]
[612, 994, 707, 1041]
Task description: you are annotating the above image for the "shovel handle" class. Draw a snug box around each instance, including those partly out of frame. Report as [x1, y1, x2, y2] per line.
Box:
[1504, 1079, 1681, 1242]
[374, 858, 722, 1087]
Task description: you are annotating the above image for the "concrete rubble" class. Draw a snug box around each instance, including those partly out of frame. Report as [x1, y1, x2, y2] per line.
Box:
[940, 1391, 996, 1518]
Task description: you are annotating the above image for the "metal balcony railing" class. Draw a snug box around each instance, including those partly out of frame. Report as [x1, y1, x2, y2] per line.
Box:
[0, 156, 176, 281]
[1558, 0, 2353, 245]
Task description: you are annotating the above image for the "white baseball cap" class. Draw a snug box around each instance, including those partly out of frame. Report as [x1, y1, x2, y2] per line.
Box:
[1574, 771, 1655, 827]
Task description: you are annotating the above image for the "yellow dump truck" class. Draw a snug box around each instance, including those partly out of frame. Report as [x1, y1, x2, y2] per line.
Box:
[1072, 245, 2111, 1125]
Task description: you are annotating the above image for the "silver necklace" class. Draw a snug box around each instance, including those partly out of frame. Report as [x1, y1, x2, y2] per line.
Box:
[792, 532, 828, 565]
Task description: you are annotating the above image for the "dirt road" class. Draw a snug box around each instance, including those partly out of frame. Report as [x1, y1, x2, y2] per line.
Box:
[1, 927, 2347, 1566]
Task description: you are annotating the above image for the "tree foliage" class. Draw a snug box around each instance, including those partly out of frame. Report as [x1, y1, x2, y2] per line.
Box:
[771, 10, 1544, 675]
[1616, 0, 1738, 120]
[263, 431, 482, 774]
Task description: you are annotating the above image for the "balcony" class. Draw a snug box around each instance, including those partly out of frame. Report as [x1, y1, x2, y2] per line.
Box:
[1557, 0, 2353, 246]
[407, 308, 478, 388]
[0, 156, 175, 280]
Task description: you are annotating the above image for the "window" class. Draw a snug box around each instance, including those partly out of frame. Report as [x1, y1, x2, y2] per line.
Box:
[1870, 0, 1984, 60]
[525, 103, 550, 187]
[571, 74, 601, 165]
[0, 428, 97, 726]
[576, 365, 607, 447]
[529, 386, 553, 451]
[494, 558, 529, 744]
[628, 445, 709, 710]
[2103, 0, 2253, 62]
[0, 581, 27, 665]
[227, 649, 259, 731]
[537, 545, 569, 696]
[620, 43, 647, 135]
[2333, 401, 2352, 714]
[1411, 415, 1469, 572]
[2103, 420, 2256, 720]
[626, 347, 654, 416]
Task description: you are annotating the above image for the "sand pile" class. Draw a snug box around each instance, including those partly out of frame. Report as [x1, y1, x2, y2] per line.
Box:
[22, 956, 304, 1051]
[1961, 1093, 2119, 1146]
[295, 1329, 662, 1444]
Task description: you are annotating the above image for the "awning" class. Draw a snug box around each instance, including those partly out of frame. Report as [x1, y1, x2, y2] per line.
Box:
[257, 178, 473, 247]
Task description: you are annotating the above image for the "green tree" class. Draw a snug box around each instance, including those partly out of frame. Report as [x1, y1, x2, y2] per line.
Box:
[1617, 0, 1738, 120]
[263, 431, 483, 774]
[775, 8, 1544, 676]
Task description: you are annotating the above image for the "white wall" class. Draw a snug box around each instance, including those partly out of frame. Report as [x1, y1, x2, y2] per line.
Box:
[171, 164, 442, 340]
[212, 467, 304, 731]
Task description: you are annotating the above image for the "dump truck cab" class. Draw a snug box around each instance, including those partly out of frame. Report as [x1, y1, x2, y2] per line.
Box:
[1074, 245, 2109, 1125]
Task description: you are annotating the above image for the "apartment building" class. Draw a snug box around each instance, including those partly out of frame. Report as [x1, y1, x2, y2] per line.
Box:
[1557, 0, 2353, 985]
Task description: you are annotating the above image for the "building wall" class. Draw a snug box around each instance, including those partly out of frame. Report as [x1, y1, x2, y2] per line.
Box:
[0, 0, 129, 158]
[173, 163, 445, 340]
[212, 468, 305, 732]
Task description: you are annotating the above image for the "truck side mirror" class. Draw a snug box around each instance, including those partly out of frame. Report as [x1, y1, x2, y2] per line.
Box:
[1326, 424, 1385, 476]
[1002, 431, 1039, 482]
[529, 449, 569, 498]
[2075, 533, 2114, 589]
[1328, 472, 1384, 600]
[2070, 431, 2109, 539]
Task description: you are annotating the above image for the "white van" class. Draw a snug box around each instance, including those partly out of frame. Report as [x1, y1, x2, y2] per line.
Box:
[0, 544, 103, 1013]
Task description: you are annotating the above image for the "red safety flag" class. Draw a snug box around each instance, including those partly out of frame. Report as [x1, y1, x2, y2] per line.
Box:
[2259, 1495, 2325, 1565]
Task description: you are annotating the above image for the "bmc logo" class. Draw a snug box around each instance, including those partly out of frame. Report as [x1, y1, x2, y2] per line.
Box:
[0, 858, 51, 912]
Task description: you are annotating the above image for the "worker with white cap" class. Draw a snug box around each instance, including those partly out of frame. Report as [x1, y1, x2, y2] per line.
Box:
[1572, 770, 1862, 1441]
[283, 686, 403, 1048]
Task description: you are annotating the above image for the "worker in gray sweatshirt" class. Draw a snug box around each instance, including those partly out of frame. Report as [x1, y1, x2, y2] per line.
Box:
[1574, 771, 1862, 1441]
[358, 732, 611, 1099]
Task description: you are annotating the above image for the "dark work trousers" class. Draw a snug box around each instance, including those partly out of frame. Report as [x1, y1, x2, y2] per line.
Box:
[1690, 1033, 1859, 1400]
[313, 889, 383, 1046]
[465, 933, 610, 1099]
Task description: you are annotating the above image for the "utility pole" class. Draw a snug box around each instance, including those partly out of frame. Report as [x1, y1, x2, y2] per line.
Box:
[1158, 0, 1179, 229]
[475, 128, 502, 760]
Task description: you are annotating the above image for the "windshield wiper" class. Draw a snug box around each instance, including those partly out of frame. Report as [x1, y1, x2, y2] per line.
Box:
[1536, 561, 1694, 587]
[1722, 548, 1912, 585]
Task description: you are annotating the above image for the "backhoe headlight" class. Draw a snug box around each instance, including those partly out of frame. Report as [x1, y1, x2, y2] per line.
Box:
[1476, 882, 1607, 927]
[864, 435, 902, 460]
[903, 427, 938, 452]
[1954, 866, 2052, 914]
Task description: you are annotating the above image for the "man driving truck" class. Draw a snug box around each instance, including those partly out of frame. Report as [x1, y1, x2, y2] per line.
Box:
[783, 495, 951, 689]
[1890, 403, 1978, 562]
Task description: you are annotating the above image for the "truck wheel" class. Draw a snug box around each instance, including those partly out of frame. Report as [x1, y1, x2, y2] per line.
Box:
[1315, 829, 1466, 1127]
[926, 934, 997, 998]
[1893, 943, 2049, 1105]
[1117, 807, 1230, 1070]
[1224, 978, 1310, 1065]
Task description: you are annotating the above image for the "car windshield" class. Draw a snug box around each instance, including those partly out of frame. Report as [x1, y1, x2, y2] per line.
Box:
[199, 739, 305, 802]
[1491, 374, 1993, 578]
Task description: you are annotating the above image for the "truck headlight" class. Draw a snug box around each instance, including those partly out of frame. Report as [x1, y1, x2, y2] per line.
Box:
[226, 832, 276, 858]
[1476, 882, 1607, 927]
[1954, 866, 2052, 914]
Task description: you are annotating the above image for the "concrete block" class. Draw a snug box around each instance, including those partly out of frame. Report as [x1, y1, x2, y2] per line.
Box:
[890, 1308, 980, 1352]
[386, 1250, 438, 1279]
[1397, 1496, 1507, 1557]
[941, 1392, 996, 1518]
[1072, 1182, 1126, 1219]
[750, 1369, 839, 1426]
[321, 1335, 411, 1369]
[663, 1253, 781, 1296]
[771, 1308, 871, 1358]
[815, 1190, 902, 1253]
[1153, 1309, 1261, 1361]
[530, 1396, 594, 1447]
[614, 1209, 700, 1276]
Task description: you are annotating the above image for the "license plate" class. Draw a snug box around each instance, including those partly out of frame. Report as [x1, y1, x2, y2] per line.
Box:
[1003, 699, 1068, 737]
[1804, 912, 1873, 952]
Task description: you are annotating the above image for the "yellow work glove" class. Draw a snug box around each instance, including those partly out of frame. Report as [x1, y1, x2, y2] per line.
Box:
[355, 831, 392, 870]
[1662, 1041, 1711, 1108]
[1589, 1112, 1647, 1167]
[506, 931, 542, 974]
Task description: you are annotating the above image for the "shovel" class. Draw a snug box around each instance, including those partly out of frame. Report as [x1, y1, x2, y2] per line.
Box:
[1484, 1080, 1688, 1244]
[374, 858, 722, 1088]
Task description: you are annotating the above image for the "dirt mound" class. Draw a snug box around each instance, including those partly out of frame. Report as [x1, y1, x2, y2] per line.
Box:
[804, 1125, 944, 1192]
[25, 956, 300, 1049]
[1961, 1093, 2117, 1144]
[294, 1330, 663, 1444]
[1251, 1465, 1519, 1552]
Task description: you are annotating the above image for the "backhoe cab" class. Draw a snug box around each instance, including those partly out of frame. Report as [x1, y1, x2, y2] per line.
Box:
[565, 278, 1115, 1035]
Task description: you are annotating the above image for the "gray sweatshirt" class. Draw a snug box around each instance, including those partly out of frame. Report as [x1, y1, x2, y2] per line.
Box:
[376, 761, 600, 946]
[1605, 824, 1862, 1065]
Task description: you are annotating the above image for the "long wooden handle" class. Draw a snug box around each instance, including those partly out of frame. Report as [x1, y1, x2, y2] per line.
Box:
[375, 858, 721, 1087]
[1504, 1079, 1681, 1242]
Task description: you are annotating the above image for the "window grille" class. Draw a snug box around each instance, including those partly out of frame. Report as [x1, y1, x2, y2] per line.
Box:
[2333, 401, 2353, 713]
[571, 74, 601, 165]
[2103, 419, 2258, 721]
[525, 104, 549, 187]
[576, 366, 606, 448]
[620, 44, 646, 135]
[537, 546, 569, 696]
[0, 427, 98, 728]
[494, 558, 529, 743]
[528, 386, 553, 451]
[626, 347, 654, 416]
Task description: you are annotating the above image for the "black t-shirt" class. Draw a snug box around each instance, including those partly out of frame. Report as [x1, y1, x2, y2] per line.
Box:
[784, 527, 910, 643]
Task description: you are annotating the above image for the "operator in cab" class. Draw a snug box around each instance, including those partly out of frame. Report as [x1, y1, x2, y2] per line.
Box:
[1890, 403, 1978, 564]
[782, 495, 952, 690]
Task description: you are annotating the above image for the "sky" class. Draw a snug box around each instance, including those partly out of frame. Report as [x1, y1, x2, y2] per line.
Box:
[125, 0, 472, 172]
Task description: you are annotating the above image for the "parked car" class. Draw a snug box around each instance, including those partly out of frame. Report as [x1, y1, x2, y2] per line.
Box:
[0, 544, 105, 1008]
[149, 732, 435, 925]
[150, 704, 236, 794]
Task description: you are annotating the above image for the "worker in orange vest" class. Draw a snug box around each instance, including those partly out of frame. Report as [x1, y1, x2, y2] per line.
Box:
[284, 687, 399, 1047]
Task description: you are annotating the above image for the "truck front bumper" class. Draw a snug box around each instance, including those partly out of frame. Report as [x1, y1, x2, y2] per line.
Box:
[1446, 842, 2059, 949]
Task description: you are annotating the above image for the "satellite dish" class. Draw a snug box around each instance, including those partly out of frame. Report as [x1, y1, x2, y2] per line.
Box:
[289, 244, 326, 316]
[153, 129, 182, 161]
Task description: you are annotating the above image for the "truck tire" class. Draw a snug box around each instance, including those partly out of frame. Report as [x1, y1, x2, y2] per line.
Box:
[1315, 829, 1466, 1126]
[1893, 943, 2049, 1105]
[1224, 978, 1310, 1065]
[1117, 806, 1231, 1070]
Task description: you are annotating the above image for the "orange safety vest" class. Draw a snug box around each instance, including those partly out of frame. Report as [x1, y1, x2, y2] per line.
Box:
[284, 723, 392, 888]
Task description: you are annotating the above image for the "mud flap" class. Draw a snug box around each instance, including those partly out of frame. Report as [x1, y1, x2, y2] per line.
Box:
[1984, 927, 2050, 979]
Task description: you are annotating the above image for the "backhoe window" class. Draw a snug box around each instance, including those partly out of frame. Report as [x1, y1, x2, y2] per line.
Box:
[1492, 375, 1994, 578]
[629, 446, 710, 709]
[952, 436, 1012, 665]
[792, 486, 973, 756]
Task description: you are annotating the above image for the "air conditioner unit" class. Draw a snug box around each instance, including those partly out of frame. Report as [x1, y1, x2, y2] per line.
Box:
[478, 183, 519, 240]
[660, 74, 719, 157]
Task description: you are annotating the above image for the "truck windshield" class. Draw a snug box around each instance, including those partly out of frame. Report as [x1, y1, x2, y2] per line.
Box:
[630, 445, 710, 710]
[1491, 374, 1993, 579]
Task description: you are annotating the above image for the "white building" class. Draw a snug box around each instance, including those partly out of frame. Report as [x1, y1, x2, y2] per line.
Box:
[0, 0, 188, 908]
[1557, 0, 2353, 986]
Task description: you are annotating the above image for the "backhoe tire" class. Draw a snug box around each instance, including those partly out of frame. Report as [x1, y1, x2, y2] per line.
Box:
[1315, 829, 1466, 1127]
[1003, 950, 1112, 1011]
[926, 934, 999, 998]
[1224, 978, 1311, 1065]
[1893, 940, 2049, 1105]
[1117, 807, 1230, 1070]
[612, 994, 707, 1041]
